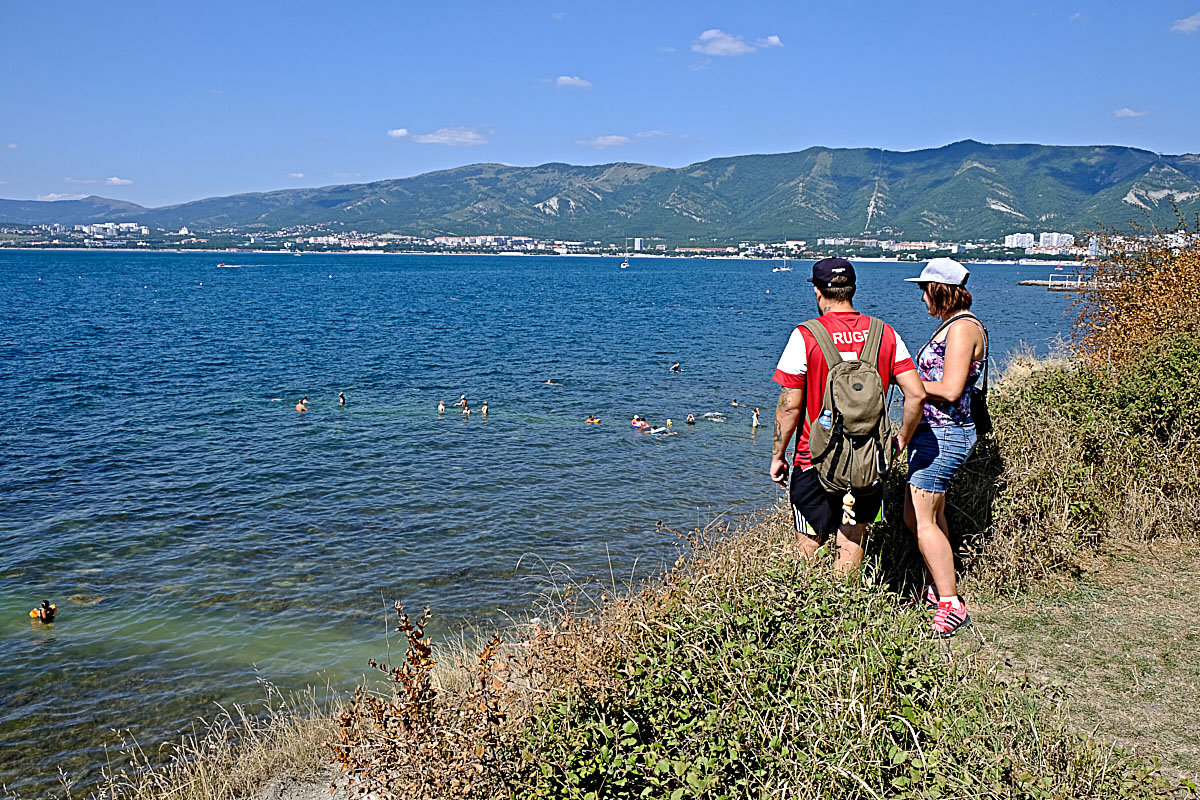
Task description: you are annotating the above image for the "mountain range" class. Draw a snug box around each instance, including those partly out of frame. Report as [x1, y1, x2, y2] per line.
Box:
[4, 140, 1199, 241]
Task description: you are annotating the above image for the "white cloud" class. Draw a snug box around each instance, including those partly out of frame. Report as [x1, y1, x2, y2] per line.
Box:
[636, 130, 670, 138]
[550, 11, 566, 21]
[286, 172, 305, 179]
[65, 177, 98, 184]
[1114, 107, 1149, 118]
[105, 176, 133, 186]
[387, 128, 410, 138]
[37, 192, 85, 201]
[658, 46, 676, 53]
[409, 127, 488, 146]
[576, 135, 631, 149]
[1171, 11, 1200, 32]
[331, 171, 362, 179]
[556, 75, 592, 89]
[1069, 12, 1082, 21]
[691, 29, 783, 56]
[5, 143, 16, 149]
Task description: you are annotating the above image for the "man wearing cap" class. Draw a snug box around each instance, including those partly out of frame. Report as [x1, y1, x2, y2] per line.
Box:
[770, 258, 927, 570]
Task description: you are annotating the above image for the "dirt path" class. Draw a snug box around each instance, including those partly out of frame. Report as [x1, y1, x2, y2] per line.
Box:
[973, 538, 1200, 779]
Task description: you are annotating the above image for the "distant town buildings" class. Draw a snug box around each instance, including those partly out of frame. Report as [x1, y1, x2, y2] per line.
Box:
[0, 219, 1148, 263]
[1039, 232, 1075, 248]
[75, 222, 148, 237]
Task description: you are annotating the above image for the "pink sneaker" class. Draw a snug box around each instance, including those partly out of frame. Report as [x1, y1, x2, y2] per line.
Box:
[923, 585, 939, 611]
[931, 600, 972, 638]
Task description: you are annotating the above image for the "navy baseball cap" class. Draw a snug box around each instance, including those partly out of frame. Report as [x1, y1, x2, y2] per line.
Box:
[808, 257, 856, 289]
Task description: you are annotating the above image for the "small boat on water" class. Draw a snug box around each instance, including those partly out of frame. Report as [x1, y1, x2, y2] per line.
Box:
[620, 258, 629, 269]
[772, 256, 792, 273]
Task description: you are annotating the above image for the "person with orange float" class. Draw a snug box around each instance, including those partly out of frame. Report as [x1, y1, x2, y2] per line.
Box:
[29, 600, 56, 623]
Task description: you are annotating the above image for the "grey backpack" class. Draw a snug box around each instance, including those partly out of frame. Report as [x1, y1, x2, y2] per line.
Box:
[801, 318, 891, 494]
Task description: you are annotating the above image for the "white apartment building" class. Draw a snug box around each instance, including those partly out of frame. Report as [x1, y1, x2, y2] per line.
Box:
[1039, 232, 1075, 248]
[1004, 233, 1035, 248]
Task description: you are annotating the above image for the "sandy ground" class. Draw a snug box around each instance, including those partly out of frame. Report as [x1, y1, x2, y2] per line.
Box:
[256, 768, 348, 800]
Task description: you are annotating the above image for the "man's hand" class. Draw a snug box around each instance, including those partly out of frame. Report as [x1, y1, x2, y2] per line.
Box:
[770, 455, 790, 486]
[771, 386, 804, 485]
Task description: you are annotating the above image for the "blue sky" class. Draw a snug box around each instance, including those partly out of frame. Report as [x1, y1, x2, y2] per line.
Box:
[2, 1, 1197, 207]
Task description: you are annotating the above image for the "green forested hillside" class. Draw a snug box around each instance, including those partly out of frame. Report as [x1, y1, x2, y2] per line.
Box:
[4, 140, 1198, 240]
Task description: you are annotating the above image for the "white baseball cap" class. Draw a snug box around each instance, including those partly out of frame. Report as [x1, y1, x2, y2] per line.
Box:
[904, 257, 969, 287]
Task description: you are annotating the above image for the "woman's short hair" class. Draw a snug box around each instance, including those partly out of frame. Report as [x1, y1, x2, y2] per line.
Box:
[923, 281, 972, 316]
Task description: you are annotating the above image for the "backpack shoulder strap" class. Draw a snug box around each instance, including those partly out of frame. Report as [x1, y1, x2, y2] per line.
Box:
[800, 319, 842, 370]
[861, 317, 885, 370]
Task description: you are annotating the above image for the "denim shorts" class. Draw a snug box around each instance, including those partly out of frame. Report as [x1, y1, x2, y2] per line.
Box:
[907, 423, 977, 494]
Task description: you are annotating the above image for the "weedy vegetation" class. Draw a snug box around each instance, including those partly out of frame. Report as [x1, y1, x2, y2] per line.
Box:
[330, 515, 1186, 799]
[83, 231, 1200, 799]
[81, 684, 339, 800]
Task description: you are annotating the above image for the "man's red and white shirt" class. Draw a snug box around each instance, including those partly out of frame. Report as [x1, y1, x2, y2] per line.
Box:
[772, 311, 916, 468]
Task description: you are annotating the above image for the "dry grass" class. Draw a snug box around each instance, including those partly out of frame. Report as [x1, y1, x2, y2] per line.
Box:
[85, 684, 340, 800]
[331, 511, 1183, 799]
[975, 537, 1200, 780]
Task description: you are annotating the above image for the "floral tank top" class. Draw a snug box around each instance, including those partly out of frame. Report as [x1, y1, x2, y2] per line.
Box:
[917, 318, 986, 427]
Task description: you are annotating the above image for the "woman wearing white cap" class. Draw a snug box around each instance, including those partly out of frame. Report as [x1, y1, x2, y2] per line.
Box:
[902, 258, 989, 639]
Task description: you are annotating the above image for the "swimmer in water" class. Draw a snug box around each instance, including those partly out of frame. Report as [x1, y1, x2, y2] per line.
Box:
[586, 414, 600, 424]
[752, 407, 761, 428]
[452, 395, 467, 407]
[481, 400, 488, 418]
[462, 400, 470, 416]
[29, 600, 56, 623]
[686, 413, 696, 425]
[438, 400, 445, 414]
[338, 392, 345, 406]
[666, 419, 673, 428]
[296, 397, 308, 413]
[731, 400, 740, 407]
[670, 362, 682, 373]
[544, 379, 562, 386]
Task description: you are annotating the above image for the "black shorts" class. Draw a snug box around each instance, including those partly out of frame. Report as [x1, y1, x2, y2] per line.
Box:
[788, 467, 884, 538]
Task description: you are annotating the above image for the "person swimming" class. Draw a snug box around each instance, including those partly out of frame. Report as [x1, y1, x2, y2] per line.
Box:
[544, 379, 562, 386]
[295, 397, 308, 413]
[438, 400, 445, 414]
[685, 413, 696, 425]
[631, 415, 649, 429]
[666, 419, 673, 427]
[670, 362, 682, 373]
[481, 400, 488, 418]
[452, 394, 467, 407]
[752, 407, 760, 428]
[731, 400, 740, 407]
[338, 392, 345, 406]
[462, 400, 470, 416]
[29, 600, 56, 623]
[586, 414, 601, 424]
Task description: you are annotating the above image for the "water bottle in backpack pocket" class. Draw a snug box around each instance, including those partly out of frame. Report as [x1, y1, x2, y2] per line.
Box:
[801, 317, 892, 495]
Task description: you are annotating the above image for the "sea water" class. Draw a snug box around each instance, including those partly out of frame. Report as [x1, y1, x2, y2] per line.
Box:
[0, 251, 1074, 794]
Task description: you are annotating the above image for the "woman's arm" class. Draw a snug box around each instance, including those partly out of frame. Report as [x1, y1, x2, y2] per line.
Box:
[922, 320, 982, 402]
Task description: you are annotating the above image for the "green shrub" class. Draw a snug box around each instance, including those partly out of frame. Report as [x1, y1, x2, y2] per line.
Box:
[511, 532, 1174, 799]
[873, 332, 1200, 591]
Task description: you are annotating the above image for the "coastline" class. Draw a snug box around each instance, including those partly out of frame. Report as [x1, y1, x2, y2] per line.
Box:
[0, 246, 1061, 266]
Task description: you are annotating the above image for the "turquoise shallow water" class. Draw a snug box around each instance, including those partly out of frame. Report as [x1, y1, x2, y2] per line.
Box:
[0, 251, 1073, 795]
